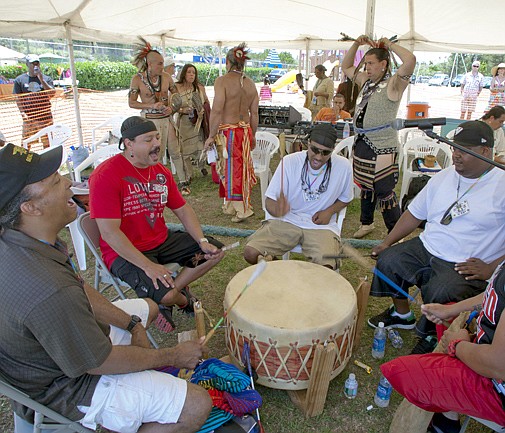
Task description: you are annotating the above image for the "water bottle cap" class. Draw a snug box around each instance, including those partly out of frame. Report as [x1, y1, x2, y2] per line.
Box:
[349, 373, 355, 380]
[378, 322, 384, 328]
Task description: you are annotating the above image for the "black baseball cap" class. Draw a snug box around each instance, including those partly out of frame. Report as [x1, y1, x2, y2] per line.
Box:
[0, 144, 63, 212]
[453, 121, 494, 148]
[310, 123, 338, 149]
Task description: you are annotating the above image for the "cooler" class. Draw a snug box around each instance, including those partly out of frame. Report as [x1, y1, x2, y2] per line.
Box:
[406, 102, 430, 119]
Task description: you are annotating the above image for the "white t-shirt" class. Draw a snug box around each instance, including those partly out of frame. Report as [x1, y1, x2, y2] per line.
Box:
[408, 166, 505, 263]
[265, 151, 353, 235]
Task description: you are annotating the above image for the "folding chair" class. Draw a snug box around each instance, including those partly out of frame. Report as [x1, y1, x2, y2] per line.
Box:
[282, 208, 347, 269]
[252, 131, 280, 211]
[76, 211, 172, 348]
[0, 372, 93, 433]
[459, 415, 505, 432]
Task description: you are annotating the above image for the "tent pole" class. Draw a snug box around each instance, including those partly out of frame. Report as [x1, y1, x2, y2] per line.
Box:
[218, 42, 223, 77]
[305, 38, 310, 89]
[365, 0, 376, 38]
[64, 22, 84, 148]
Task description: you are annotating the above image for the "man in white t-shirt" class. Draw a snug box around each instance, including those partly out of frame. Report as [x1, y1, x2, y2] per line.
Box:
[368, 121, 505, 353]
[243, 124, 353, 269]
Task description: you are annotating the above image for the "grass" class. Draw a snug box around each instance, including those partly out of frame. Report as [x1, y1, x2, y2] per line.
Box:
[0, 156, 483, 433]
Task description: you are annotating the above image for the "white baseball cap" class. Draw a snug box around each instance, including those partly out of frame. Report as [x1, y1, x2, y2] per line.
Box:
[472, 61, 481, 67]
[164, 57, 175, 67]
[25, 54, 40, 63]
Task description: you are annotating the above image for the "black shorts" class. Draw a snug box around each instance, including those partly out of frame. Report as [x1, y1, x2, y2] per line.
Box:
[110, 231, 223, 303]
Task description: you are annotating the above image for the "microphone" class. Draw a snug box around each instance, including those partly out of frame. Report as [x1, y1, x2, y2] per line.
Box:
[391, 117, 446, 131]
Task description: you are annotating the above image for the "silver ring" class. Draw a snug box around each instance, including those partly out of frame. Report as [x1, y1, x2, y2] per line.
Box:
[163, 274, 168, 278]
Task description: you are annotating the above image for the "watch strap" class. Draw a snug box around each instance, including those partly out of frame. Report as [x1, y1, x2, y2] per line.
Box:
[126, 315, 142, 332]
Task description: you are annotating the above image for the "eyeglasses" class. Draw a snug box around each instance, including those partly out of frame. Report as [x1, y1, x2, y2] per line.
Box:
[440, 200, 458, 225]
[310, 145, 332, 156]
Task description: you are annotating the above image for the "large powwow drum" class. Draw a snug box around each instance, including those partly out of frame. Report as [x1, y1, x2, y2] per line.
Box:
[225, 261, 357, 390]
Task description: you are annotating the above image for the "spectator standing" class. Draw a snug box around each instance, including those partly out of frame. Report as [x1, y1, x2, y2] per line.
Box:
[309, 65, 334, 120]
[460, 61, 484, 120]
[487, 62, 505, 110]
[259, 78, 272, 103]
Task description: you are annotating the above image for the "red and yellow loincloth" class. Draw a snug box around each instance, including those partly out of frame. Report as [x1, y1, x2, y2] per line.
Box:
[215, 122, 257, 208]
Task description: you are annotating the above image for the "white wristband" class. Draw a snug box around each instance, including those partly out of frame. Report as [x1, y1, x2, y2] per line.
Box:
[198, 237, 209, 245]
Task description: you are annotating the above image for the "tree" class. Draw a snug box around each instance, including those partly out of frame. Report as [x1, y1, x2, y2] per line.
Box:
[279, 51, 296, 66]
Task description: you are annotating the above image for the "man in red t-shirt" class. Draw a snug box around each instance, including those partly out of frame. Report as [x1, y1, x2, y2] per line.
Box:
[90, 117, 224, 330]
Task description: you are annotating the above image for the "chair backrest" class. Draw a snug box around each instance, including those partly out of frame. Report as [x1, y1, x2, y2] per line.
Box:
[91, 115, 126, 151]
[77, 212, 101, 252]
[252, 132, 279, 172]
[23, 123, 72, 149]
[74, 144, 121, 182]
[0, 371, 93, 433]
[403, 136, 453, 172]
[294, 106, 312, 122]
[333, 136, 355, 160]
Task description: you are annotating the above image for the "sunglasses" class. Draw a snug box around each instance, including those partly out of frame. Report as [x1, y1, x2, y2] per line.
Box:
[310, 145, 332, 156]
[472, 65, 479, 68]
[440, 200, 459, 225]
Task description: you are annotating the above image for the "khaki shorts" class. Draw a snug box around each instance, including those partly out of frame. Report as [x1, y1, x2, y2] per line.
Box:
[246, 219, 341, 269]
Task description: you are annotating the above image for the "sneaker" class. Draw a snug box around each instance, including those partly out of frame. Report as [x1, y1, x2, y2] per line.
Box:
[411, 335, 438, 354]
[155, 305, 176, 333]
[178, 286, 198, 316]
[428, 413, 461, 433]
[367, 305, 416, 329]
[353, 223, 375, 239]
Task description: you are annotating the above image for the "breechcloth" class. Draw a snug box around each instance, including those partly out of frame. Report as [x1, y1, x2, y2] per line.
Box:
[216, 122, 257, 209]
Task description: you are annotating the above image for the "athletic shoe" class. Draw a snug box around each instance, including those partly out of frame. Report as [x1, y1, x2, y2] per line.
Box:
[155, 305, 175, 333]
[353, 223, 375, 239]
[367, 305, 416, 329]
[428, 413, 461, 433]
[411, 335, 438, 354]
[178, 286, 197, 316]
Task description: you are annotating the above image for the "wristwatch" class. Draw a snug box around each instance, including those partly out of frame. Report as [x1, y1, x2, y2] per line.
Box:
[198, 237, 209, 245]
[447, 339, 463, 358]
[126, 315, 142, 332]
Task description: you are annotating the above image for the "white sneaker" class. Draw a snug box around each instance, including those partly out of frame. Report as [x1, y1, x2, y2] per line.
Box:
[353, 223, 375, 239]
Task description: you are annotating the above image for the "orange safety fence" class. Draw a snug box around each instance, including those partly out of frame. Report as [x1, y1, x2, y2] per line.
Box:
[0, 88, 138, 153]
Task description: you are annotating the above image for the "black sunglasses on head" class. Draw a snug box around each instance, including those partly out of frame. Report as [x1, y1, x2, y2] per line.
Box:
[310, 145, 332, 156]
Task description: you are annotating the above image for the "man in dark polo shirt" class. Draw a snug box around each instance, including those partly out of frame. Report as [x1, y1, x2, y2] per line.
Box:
[0, 143, 211, 433]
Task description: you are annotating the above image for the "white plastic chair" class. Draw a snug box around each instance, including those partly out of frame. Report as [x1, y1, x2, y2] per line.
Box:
[91, 115, 125, 151]
[294, 106, 312, 122]
[459, 415, 505, 432]
[252, 131, 280, 210]
[282, 208, 347, 265]
[398, 129, 427, 169]
[74, 144, 122, 182]
[399, 136, 453, 209]
[23, 124, 73, 178]
[333, 136, 360, 199]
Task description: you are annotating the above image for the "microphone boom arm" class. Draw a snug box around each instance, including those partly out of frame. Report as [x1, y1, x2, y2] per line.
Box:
[424, 129, 505, 172]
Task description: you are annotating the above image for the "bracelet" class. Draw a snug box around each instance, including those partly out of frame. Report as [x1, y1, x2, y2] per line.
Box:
[198, 237, 209, 245]
[447, 339, 463, 358]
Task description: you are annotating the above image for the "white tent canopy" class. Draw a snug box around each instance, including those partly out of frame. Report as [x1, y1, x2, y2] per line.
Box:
[1, 0, 505, 53]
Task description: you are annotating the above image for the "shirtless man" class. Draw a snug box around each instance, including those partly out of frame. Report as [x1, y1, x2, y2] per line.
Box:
[129, 43, 186, 188]
[204, 43, 259, 222]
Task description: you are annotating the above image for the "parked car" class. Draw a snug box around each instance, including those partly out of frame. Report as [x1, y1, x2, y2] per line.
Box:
[450, 74, 465, 87]
[428, 73, 450, 86]
[267, 69, 287, 83]
[482, 76, 492, 89]
[416, 75, 430, 84]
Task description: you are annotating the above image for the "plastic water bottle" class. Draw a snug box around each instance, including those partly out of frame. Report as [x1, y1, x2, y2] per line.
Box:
[344, 373, 358, 399]
[387, 327, 403, 349]
[374, 375, 393, 407]
[343, 121, 351, 139]
[372, 322, 386, 359]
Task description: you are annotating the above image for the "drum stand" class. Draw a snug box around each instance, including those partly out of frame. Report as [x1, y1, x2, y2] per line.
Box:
[287, 342, 338, 418]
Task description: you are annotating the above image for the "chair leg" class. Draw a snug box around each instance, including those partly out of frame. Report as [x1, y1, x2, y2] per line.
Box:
[459, 415, 470, 433]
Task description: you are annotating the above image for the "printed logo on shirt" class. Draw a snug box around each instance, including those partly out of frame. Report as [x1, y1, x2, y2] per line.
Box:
[156, 173, 167, 184]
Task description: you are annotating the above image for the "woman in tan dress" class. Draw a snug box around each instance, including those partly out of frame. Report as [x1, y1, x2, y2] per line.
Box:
[174, 64, 210, 195]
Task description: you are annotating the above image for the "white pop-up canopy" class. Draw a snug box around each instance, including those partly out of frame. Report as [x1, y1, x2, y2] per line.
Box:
[1, 0, 504, 53]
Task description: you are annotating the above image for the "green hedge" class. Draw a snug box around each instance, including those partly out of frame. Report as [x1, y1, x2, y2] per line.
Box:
[0, 62, 272, 90]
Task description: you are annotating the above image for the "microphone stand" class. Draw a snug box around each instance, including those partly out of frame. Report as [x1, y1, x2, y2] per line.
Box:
[421, 126, 505, 172]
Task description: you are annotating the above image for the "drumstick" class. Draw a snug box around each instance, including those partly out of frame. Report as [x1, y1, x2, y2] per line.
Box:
[342, 243, 452, 328]
[221, 241, 240, 252]
[202, 260, 267, 345]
